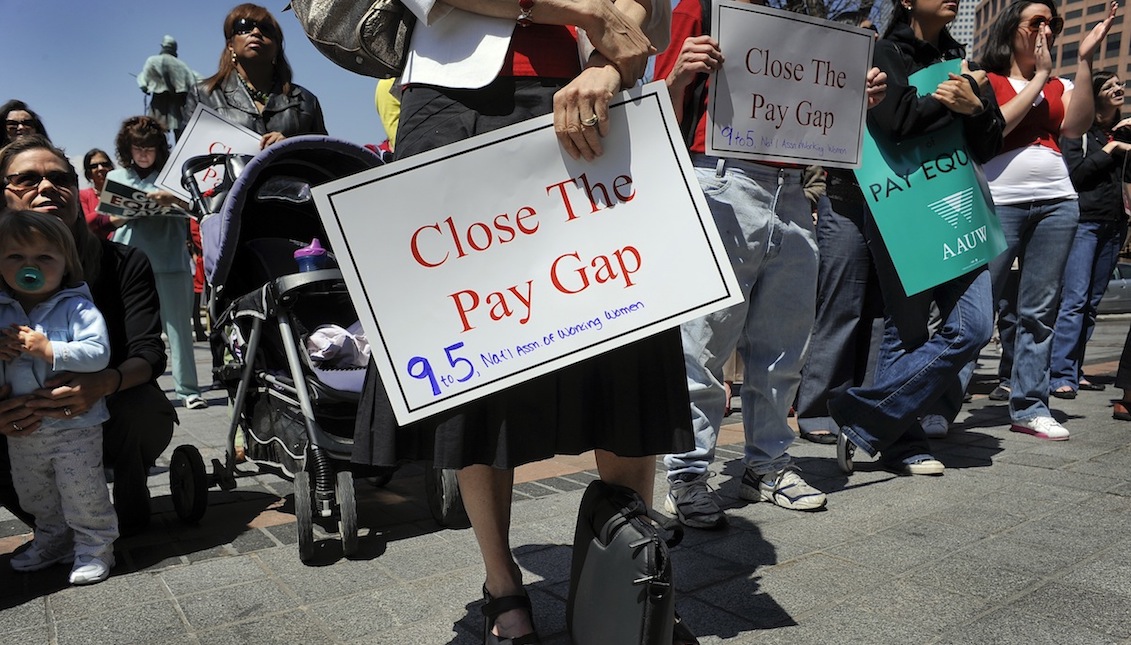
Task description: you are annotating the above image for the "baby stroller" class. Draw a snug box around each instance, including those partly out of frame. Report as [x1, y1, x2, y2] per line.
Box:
[169, 136, 465, 563]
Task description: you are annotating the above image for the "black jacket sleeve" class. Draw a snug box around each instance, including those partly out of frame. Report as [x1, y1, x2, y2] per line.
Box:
[867, 41, 1004, 163]
[1063, 129, 1119, 190]
[105, 243, 168, 380]
[119, 247, 167, 379]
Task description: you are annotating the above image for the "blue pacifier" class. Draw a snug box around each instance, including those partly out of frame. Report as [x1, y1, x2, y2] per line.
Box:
[16, 266, 45, 291]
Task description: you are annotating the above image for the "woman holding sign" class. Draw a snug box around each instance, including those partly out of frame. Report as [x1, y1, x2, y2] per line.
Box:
[828, 0, 1005, 475]
[184, 3, 327, 149]
[977, 0, 1117, 440]
[106, 116, 206, 411]
[351, 3, 693, 644]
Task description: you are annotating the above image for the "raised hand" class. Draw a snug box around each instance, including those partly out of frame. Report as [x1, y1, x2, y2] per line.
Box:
[1079, 1, 1119, 62]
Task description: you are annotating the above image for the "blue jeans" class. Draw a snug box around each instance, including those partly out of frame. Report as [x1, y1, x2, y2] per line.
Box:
[1050, 219, 1127, 390]
[664, 158, 817, 480]
[796, 195, 883, 435]
[828, 207, 994, 462]
[991, 199, 1079, 420]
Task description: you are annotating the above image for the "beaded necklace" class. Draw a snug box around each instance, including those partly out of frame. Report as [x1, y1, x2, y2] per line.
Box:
[236, 72, 271, 105]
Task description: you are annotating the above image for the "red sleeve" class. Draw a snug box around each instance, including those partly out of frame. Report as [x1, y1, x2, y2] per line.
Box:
[80, 188, 115, 239]
[653, 0, 708, 152]
[652, 0, 704, 83]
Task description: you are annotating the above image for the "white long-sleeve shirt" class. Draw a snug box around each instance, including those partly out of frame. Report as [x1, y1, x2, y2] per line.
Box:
[399, 0, 671, 89]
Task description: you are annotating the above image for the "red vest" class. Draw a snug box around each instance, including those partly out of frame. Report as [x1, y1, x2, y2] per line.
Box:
[989, 72, 1065, 154]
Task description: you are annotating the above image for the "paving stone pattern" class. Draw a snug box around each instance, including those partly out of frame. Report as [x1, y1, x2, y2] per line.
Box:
[3, 323, 1131, 644]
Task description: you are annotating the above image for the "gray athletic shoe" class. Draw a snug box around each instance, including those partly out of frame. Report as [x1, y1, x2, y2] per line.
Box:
[664, 475, 727, 529]
[740, 467, 827, 511]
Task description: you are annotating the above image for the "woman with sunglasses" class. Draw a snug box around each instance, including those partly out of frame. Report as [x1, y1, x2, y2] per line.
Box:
[0, 100, 50, 148]
[1051, 70, 1131, 401]
[976, 0, 1117, 441]
[184, 3, 327, 150]
[78, 149, 116, 239]
[0, 135, 176, 536]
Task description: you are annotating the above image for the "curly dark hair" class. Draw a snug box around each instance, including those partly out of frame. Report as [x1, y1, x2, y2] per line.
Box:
[979, 0, 1059, 75]
[113, 116, 170, 171]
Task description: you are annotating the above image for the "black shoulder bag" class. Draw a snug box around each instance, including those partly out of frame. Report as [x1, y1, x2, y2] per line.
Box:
[567, 480, 687, 644]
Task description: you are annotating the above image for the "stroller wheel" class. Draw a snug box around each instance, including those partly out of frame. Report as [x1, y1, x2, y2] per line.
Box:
[336, 471, 359, 558]
[294, 470, 315, 563]
[424, 465, 470, 529]
[169, 445, 208, 523]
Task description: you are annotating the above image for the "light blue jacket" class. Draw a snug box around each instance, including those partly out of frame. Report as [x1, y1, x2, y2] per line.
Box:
[0, 284, 110, 429]
[107, 166, 192, 275]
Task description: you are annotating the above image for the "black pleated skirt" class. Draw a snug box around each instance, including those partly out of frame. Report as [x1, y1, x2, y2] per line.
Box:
[351, 76, 693, 469]
[352, 327, 693, 469]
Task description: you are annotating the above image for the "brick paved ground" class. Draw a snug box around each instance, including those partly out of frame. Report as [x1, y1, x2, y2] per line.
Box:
[2, 319, 1131, 644]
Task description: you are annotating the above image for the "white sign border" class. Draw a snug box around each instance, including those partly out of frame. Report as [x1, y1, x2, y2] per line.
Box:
[705, 0, 875, 169]
[314, 83, 742, 424]
[155, 104, 264, 203]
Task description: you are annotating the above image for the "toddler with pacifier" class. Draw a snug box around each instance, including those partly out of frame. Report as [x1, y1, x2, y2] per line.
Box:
[0, 210, 117, 585]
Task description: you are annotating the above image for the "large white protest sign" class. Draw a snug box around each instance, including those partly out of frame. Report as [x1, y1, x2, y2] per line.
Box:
[98, 178, 190, 218]
[706, 1, 874, 168]
[313, 83, 742, 425]
[156, 104, 262, 203]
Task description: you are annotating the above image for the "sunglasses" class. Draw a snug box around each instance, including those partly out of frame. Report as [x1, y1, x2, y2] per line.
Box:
[232, 17, 277, 39]
[87, 161, 113, 170]
[5, 170, 77, 190]
[1026, 15, 1064, 36]
[4, 119, 35, 130]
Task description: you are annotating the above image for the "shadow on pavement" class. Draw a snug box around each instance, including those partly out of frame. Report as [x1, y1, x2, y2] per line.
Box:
[0, 488, 280, 610]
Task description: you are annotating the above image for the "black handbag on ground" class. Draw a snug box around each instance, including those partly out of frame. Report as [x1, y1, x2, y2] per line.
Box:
[567, 480, 685, 644]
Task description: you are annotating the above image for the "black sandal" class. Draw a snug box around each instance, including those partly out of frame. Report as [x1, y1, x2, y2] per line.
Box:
[673, 611, 700, 644]
[482, 586, 540, 645]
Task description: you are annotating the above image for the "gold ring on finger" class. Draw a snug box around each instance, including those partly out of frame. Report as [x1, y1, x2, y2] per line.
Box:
[581, 114, 599, 127]
[11, 423, 21, 432]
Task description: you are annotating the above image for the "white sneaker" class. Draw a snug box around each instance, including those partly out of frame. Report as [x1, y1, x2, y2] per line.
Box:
[920, 414, 949, 438]
[1010, 415, 1070, 441]
[741, 467, 827, 511]
[184, 394, 208, 410]
[68, 554, 114, 585]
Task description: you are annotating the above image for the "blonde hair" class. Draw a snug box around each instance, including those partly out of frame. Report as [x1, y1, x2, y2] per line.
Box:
[0, 210, 85, 289]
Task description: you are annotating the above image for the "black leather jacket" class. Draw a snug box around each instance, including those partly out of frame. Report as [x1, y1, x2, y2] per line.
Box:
[183, 73, 327, 137]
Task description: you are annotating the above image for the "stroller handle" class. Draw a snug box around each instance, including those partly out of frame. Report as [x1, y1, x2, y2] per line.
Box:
[181, 152, 255, 217]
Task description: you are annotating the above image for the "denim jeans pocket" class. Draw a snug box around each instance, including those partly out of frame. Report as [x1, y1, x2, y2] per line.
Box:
[694, 168, 732, 196]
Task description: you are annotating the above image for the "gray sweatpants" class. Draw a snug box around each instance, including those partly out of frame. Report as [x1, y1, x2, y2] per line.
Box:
[9, 424, 118, 560]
